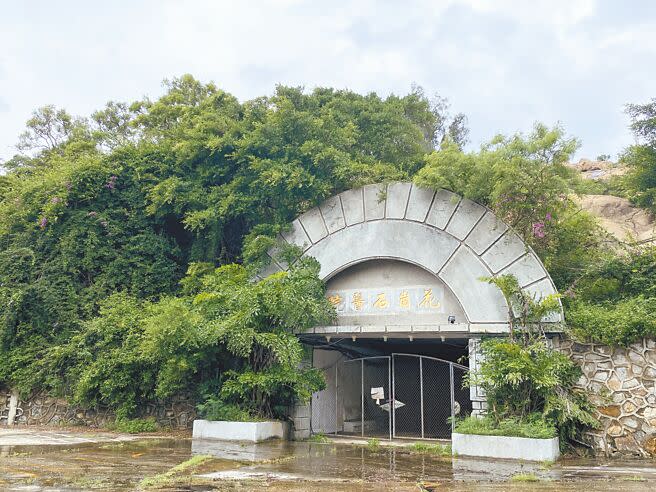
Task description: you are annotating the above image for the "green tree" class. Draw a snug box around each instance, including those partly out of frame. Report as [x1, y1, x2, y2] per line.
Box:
[622, 99, 656, 212]
[416, 123, 578, 236]
[482, 275, 561, 341]
[91, 101, 139, 150]
[415, 123, 606, 290]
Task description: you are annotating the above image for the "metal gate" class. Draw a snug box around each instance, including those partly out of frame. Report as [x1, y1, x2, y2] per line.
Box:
[335, 356, 392, 438]
[391, 354, 469, 439]
[316, 353, 469, 440]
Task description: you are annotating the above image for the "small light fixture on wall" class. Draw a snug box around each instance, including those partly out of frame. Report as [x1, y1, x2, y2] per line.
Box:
[448, 315, 456, 324]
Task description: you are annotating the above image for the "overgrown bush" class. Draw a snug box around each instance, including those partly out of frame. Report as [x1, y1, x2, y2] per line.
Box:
[565, 247, 656, 345]
[471, 338, 597, 441]
[470, 275, 598, 442]
[196, 397, 260, 422]
[181, 257, 333, 419]
[15, 256, 332, 420]
[0, 77, 451, 405]
[567, 297, 656, 346]
[415, 124, 607, 290]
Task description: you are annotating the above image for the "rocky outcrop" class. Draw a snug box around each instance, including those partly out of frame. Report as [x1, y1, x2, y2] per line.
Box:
[576, 195, 655, 243]
[569, 158, 628, 181]
[568, 159, 654, 244]
[554, 337, 656, 457]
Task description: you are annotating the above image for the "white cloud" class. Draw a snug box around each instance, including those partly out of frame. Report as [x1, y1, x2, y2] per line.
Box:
[463, 0, 596, 27]
[0, 0, 653, 162]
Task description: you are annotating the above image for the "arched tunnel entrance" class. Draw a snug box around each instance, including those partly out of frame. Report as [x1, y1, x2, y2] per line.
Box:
[264, 182, 563, 440]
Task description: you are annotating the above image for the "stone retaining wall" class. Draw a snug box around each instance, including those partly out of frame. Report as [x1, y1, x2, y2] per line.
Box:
[553, 337, 656, 456]
[0, 389, 196, 429]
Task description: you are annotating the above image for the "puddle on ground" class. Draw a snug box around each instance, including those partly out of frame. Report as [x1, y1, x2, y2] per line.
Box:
[0, 439, 203, 491]
[196, 440, 656, 490]
[1, 434, 655, 490]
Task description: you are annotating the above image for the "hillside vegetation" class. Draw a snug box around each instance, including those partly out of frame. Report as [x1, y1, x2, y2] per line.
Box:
[0, 76, 654, 417]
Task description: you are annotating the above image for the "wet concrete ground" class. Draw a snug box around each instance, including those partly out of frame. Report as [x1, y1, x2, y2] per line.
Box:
[1, 428, 655, 490]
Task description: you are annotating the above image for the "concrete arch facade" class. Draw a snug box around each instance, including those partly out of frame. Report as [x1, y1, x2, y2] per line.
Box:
[261, 182, 562, 336]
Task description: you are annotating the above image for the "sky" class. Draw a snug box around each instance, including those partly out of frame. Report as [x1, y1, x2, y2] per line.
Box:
[1, 0, 655, 163]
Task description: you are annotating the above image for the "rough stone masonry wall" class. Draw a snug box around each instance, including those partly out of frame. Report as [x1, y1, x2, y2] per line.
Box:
[0, 388, 196, 429]
[553, 337, 656, 457]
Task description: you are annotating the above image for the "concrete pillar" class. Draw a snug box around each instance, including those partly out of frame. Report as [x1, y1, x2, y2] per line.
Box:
[288, 352, 312, 440]
[5, 389, 19, 425]
[468, 338, 487, 416]
[289, 402, 311, 440]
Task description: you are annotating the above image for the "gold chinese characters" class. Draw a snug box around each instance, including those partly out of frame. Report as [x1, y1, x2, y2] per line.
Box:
[352, 292, 365, 310]
[418, 288, 440, 309]
[326, 286, 443, 313]
[373, 293, 389, 309]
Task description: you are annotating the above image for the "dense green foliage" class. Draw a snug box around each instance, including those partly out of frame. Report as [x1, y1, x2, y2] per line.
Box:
[565, 247, 656, 345]
[1, 77, 458, 415]
[413, 116, 656, 346]
[559, 100, 656, 346]
[197, 398, 262, 422]
[472, 337, 597, 441]
[415, 123, 607, 289]
[43, 258, 332, 419]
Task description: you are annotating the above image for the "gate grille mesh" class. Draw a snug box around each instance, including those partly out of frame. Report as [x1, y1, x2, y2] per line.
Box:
[323, 353, 469, 440]
[392, 355, 421, 438]
[337, 359, 363, 436]
[420, 356, 452, 438]
[362, 357, 391, 438]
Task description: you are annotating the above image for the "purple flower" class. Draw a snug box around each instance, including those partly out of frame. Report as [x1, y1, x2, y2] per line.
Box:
[545, 212, 552, 221]
[532, 222, 546, 239]
[105, 175, 118, 190]
[38, 216, 48, 229]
